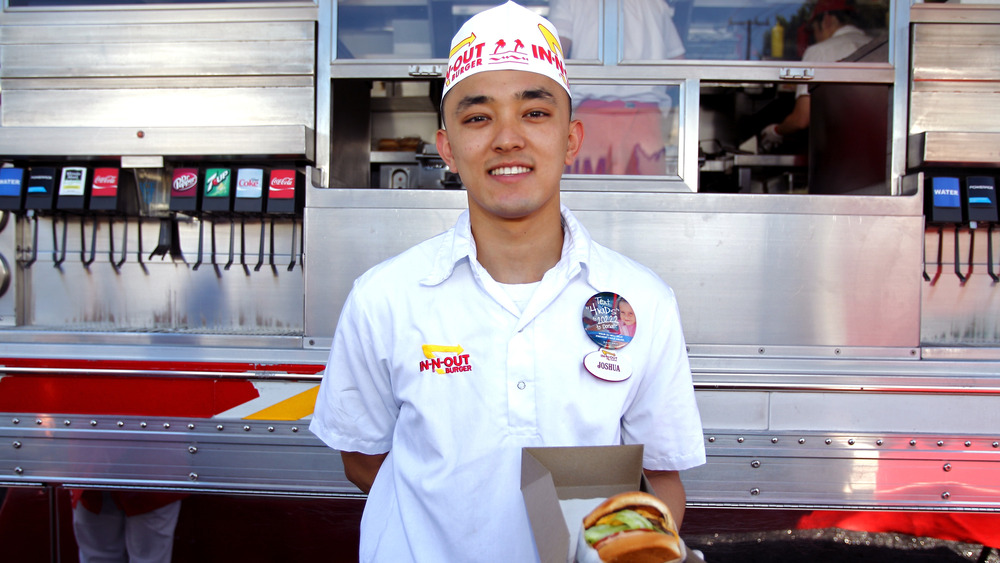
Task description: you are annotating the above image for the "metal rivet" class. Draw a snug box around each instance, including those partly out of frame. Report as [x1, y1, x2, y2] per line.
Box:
[834, 348, 841, 355]
[965, 441, 972, 447]
[189, 472, 198, 480]
[737, 436, 744, 443]
[994, 442, 1000, 448]
[14, 467, 23, 475]
[876, 439, 884, 446]
[243, 425, 251, 432]
[937, 440, 944, 447]
[267, 426, 275, 432]
[216, 425, 224, 431]
[35, 419, 43, 425]
[771, 437, 778, 444]
[825, 438, 832, 445]
[90, 420, 97, 427]
[750, 460, 761, 468]
[798, 438, 805, 444]
[63, 420, 71, 426]
[758, 348, 765, 354]
[140, 422, 147, 428]
[291, 427, 299, 433]
[750, 488, 760, 496]
[848, 439, 855, 445]
[163, 423, 170, 429]
[941, 492, 950, 500]
[188, 424, 196, 430]
[188, 446, 198, 454]
[910, 440, 917, 446]
[117, 421, 124, 428]
[943, 463, 952, 472]
[11, 418, 19, 425]
[707, 436, 716, 443]
[12, 441, 21, 449]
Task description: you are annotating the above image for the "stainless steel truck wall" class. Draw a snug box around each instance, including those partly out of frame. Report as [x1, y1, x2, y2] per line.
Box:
[0, 0, 998, 519]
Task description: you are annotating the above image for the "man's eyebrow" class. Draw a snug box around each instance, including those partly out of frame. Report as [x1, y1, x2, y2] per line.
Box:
[454, 94, 493, 114]
[517, 88, 558, 103]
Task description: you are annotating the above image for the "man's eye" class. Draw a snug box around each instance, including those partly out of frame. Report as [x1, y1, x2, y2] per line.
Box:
[525, 110, 549, 119]
[463, 115, 488, 124]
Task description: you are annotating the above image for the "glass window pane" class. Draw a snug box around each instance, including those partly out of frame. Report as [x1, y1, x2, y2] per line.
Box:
[618, 0, 890, 63]
[547, 0, 602, 60]
[699, 81, 891, 194]
[567, 83, 680, 176]
[336, 1, 552, 60]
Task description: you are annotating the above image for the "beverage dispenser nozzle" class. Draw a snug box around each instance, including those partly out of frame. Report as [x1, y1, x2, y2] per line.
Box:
[965, 176, 999, 284]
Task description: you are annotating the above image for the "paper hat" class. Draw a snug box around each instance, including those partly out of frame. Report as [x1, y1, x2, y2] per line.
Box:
[442, 1, 570, 102]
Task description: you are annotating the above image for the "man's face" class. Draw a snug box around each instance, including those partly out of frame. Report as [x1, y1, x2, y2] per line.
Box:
[436, 70, 583, 224]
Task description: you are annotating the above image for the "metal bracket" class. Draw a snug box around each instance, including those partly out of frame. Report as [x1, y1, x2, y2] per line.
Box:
[408, 65, 443, 77]
[779, 67, 815, 80]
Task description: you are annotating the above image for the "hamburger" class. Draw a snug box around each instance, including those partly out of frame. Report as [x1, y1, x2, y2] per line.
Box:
[581, 491, 682, 563]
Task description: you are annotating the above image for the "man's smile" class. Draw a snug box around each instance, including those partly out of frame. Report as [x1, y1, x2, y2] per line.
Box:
[489, 165, 532, 176]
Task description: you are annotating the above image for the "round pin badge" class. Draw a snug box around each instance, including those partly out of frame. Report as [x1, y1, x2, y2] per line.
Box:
[582, 292, 636, 350]
[584, 348, 633, 382]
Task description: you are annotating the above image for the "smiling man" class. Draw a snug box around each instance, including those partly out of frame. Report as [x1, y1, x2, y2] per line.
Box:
[309, 2, 705, 562]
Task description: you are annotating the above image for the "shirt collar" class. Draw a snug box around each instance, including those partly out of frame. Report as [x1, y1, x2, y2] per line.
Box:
[421, 205, 595, 287]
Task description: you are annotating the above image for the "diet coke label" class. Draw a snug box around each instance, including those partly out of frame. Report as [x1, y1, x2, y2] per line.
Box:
[92, 168, 120, 198]
[172, 168, 199, 197]
[235, 168, 264, 199]
[269, 169, 296, 199]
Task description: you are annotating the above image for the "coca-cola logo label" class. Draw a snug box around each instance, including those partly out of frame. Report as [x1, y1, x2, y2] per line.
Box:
[269, 170, 296, 199]
[172, 169, 198, 194]
[92, 168, 120, 197]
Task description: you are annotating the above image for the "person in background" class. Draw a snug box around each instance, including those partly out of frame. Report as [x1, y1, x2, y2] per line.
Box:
[759, 0, 870, 151]
[309, 2, 705, 561]
[548, 0, 685, 175]
[72, 490, 185, 563]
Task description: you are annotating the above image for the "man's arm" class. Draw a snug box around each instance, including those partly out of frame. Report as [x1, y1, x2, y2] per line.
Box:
[341, 451, 388, 494]
[643, 469, 687, 529]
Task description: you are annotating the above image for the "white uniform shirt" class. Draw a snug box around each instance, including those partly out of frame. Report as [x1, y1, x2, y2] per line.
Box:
[310, 206, 705, 562]
[796, 24, 870, 97]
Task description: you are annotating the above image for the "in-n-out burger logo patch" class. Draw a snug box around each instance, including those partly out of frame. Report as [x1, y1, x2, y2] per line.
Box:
[444, 23, 568, 90]
[420, 344, 473, 375]
[172, 169, 198, 193]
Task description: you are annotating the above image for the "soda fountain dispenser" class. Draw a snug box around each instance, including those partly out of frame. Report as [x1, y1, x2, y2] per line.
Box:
[89, 167, 139, 271]
[20, 166, 58, 268]
[266, 167, 304, 272]
[233, 167, 265, 274]
[56, 166, 92, 268]
[197, 166, 233, 275]
[965, 175, 999, 282]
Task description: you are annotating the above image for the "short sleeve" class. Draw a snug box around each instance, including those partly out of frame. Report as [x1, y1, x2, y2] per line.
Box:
[309, 282, 398, 455]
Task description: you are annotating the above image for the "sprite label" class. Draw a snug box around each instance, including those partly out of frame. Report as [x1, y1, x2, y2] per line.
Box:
[204, 168, 231, 198]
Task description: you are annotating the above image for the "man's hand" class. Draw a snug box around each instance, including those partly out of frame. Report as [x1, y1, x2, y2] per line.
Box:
[759, 123, 783, 152]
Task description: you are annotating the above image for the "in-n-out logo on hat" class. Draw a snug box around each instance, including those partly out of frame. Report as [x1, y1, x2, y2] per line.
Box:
[442, 1, 570, 102]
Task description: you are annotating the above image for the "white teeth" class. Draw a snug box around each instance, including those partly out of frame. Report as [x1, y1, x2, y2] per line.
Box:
[490, 166, 530, 176]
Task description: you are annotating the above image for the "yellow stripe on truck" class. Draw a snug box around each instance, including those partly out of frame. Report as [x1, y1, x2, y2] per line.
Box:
[243, 384, 320, 421]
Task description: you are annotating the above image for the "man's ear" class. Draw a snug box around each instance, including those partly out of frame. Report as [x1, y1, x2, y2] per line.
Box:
[436, 128, 455, 171]
[565, 119, 584, 166]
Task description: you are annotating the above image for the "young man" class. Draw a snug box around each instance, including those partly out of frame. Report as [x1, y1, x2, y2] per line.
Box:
[309, 2, 705, 561]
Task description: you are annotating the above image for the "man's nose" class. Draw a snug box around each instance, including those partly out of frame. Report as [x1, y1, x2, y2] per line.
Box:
[492, 115, 525, 152]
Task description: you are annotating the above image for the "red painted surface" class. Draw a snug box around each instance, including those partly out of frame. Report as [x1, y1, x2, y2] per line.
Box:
[0, 358, 325, 418]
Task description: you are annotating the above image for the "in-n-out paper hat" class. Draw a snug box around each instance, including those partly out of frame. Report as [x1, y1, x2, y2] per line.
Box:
[442, 1, 571, 102]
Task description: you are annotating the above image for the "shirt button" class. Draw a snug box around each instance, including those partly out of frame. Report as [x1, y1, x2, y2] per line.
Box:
[517, 381, 526, 390]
